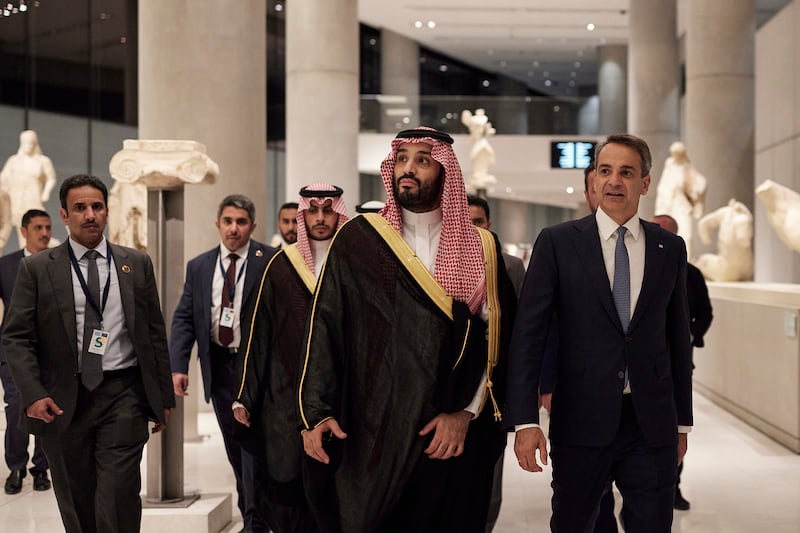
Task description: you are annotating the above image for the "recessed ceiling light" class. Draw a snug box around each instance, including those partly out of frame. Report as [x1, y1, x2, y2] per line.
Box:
[566, 186, 574, 194]
[587, 23, 596, 31]
[414, 20, 423, 29]
[427, 20, 436, 29]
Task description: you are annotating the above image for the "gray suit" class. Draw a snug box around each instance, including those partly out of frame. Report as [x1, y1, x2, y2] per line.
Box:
[2, 241, 174, 532]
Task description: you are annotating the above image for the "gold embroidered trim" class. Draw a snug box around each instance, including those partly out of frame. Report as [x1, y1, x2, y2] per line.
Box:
[283, 243, 317, 294]
[362, 212, 453, 320]
[476, 227, 502, 421]
[235, 250, 283, 400]
[452, 319, 471, 370]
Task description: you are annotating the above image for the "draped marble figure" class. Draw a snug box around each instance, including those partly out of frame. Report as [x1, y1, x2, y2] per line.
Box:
[0, 130, 57, 248]
[461, 108, 497, 191]
[654, 142, 707, 260]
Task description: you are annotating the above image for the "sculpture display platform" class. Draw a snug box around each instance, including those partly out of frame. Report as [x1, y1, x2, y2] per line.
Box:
[756, 179, 800, 253]
[461, 108, 497, 192]
[654, 141, 707, 260]
[696, 199, 754, 282]
[0, 130, 57, 248]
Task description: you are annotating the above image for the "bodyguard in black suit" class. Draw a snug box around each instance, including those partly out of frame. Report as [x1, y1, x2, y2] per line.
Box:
[0, 209, 52, 495]
[170, 194, 275, 532]
[2, 175, 175, 533]
[507, 134, 693, 532]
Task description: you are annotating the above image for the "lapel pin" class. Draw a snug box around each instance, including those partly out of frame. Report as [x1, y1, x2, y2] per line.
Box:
[255, 250, 263, 257]
[121, 264, 131, 273]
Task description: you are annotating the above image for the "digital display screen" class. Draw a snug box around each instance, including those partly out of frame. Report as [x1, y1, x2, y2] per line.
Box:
[550, 141, 596, 169]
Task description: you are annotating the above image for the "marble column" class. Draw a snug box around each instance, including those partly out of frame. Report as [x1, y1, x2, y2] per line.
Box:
[597, 44, 628, 135]
[380, 29, 419, 133]
[685, 0, 755, 233]
[628, 0, 680, 218]
[286, 0, 359, 209]
[138, 0, 267, 490]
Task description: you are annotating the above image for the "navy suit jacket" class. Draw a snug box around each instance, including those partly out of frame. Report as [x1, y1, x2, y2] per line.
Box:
[0, 249, 24, 364]
[169, 240, 276, 402]
[506, 214, 693, 448]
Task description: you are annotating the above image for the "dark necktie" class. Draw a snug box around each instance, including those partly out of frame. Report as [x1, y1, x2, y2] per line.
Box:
[81, 250, 104, 391]
[612, 226, 630, 333]
[218, 254, 238, 346]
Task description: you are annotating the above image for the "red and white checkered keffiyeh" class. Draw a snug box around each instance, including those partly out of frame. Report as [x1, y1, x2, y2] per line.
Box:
[296, 182, 349, 274]
[379, 127, 486, 314]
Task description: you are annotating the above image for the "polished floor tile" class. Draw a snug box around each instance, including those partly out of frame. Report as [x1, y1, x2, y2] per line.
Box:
[0, 391, 798, 532]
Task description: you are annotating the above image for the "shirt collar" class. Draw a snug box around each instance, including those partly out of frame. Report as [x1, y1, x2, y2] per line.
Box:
[219, 240, 250, 260]
[595, 207, 641, 241]
[69, 236, 109, 259]
[400, 207, 443, 229]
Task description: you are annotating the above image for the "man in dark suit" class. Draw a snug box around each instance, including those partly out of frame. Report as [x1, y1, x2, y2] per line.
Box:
[507, 134, 693, 532]
[651, 213, 713, 512]
[0, 208, 53, 495]
[2, 174, 175, 533]
[170, 194, 275, 533]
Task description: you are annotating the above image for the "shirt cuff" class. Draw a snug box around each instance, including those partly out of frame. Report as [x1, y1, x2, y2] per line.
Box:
[232, 401, 245, 411]
[678, 425, 692, 433]
[463, 372, 488, 418]
[515, 423, 541, 432]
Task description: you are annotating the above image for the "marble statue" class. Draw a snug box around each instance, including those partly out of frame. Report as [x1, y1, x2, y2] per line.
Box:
[695, 199, 754, 281]
[654, 141, 707, 260]
[0, 189, 11, 250]
[108, 139, 219, 251]
[0, 130, 57, 248]
[108, 182, 148, 252]
[755, 179, 800, 253]
[461, 108, 497, 192]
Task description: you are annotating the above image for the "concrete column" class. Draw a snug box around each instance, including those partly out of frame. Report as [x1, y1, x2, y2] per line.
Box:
[286, 0, 359, 209]
[493, 199, 529, 247]
[138, 0, 266, 502]
[138, 0, 268, 255]
[685, 0, 755, 238]
[628, 0, 680, 218]
[380, 29, 419, 132]
[597, 44, 628, 135]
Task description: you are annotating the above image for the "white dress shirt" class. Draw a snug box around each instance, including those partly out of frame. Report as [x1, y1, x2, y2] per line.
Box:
[69, 237, 135, 371]
[310, 239, 332, 278]
[211, 240, 250, 348]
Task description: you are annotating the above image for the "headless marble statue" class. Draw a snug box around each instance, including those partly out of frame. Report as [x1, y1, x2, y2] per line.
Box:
[695, 199, 754, 281]
[755, 179, 800, 253]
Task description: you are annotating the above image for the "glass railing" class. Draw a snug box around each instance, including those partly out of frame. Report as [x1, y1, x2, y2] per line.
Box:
[360, 94, 600, 136]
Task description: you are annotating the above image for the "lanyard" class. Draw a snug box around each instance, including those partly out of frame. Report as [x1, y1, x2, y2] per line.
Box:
[68, 244, 112, 323]
[218, 251, 247, 303]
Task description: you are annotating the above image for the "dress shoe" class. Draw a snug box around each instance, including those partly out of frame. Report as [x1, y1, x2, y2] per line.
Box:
[674, 489, 691, 511]
[4, 470, 25, 494]
[32, 471, 51, 491]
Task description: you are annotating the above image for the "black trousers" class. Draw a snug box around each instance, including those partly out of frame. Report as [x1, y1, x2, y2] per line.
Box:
[550, 396, 677, 533]
[209, 344, 268, 531]
[1, 363, 48, 474]
[41, 368, 149, 533]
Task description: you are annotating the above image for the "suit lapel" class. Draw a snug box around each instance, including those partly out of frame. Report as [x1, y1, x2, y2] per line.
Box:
[629, 222, 667, 332]
[201, 249, 217, 323]
[243, 242, 267, 305]
[110, 244, 137, 336]
[46, 243, 78, 361]
[572, 216, 622, 331]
